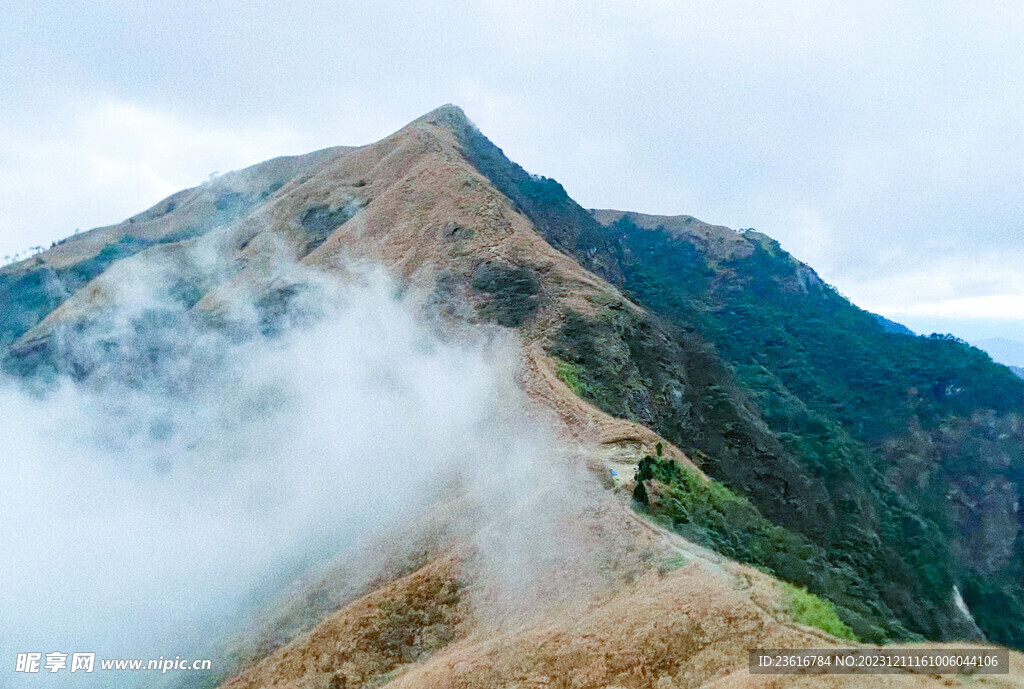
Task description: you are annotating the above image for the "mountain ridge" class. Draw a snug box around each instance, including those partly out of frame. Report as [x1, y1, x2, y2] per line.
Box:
[3, 105, 1023, 688]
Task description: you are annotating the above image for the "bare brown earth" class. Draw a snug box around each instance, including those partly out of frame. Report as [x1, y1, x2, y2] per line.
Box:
[7, 106, 1023, 688]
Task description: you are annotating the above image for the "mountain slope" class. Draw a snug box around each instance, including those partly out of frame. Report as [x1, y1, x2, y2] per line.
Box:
[441, 115, 1024, 645]
[0, 145, 347, 372]
[590, 209, 1024, 647]
[2, 105, 1023, 687]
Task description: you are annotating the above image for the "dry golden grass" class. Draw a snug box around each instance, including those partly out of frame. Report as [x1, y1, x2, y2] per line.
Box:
[221, 557, 466, 689]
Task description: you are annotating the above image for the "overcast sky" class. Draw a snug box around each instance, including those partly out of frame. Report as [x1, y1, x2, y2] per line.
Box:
[2, 1, 1021, 344]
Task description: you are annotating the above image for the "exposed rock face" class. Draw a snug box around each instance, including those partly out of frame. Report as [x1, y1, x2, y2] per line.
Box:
[949, 475, 1020, 574]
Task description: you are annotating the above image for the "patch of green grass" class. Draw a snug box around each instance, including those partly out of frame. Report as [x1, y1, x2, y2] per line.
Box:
[778, 581, 858, 640]
[553, 357, 589, 397]
[657, 553, 688, 574]
[632, 455, 886, 642]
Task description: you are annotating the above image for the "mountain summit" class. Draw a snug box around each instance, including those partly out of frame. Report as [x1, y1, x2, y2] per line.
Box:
[3, 107, 1023, 688]
[416, 102, 473, 129]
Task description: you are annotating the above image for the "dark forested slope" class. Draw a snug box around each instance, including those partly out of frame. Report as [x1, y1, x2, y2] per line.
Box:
[449, 121, 1024, 647]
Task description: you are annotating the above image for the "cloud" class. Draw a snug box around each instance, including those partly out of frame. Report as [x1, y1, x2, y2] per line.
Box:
[0, 243, 592, 687]
[0, 99, 306, 259]
[871, 294, 1024, 321]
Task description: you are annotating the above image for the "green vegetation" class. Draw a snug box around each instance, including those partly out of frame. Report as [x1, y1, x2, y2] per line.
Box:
[607, 215, 1024, 647]
[778, 581, 858, 640]
[657, 553, 688, 573]
[612, 216, 1024, 437]
[553, 357, 589, 397]
[632, 455, 891, 642]
[455, 120, 623, 284]
[470, 262, 541, 327]
[0, 267, 66, 349]
[548, 289, 1016, 645]
[543, 213, 1024, 646]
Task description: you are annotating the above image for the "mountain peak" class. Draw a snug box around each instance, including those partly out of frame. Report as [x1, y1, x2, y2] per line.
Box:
[414, 103, 472, 132]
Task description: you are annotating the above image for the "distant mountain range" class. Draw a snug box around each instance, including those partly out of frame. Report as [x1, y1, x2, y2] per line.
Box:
[3, 105, 1024, 685]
